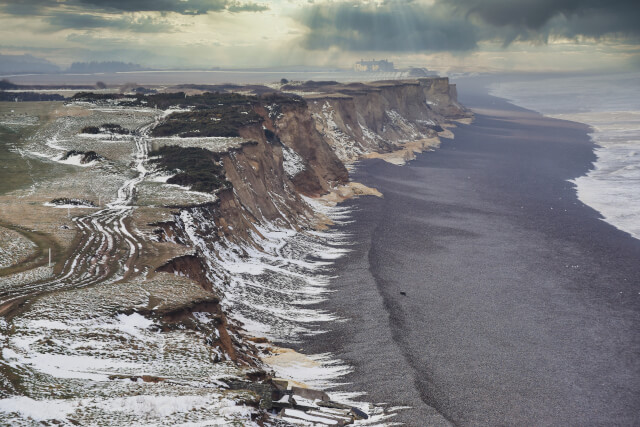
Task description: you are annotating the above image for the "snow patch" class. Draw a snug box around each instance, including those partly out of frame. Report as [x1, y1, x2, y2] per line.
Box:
[0, 396, 71, 421]
[57, 153, 96, 167]
[282, 145, 306, 178]
[115, 312, 155, 339]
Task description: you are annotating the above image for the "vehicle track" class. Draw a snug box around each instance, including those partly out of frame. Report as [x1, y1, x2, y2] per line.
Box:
[0, 122, 154, 309]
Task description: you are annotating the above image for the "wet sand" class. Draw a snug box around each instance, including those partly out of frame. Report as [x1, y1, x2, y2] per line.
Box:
[302, 87, 640, 425]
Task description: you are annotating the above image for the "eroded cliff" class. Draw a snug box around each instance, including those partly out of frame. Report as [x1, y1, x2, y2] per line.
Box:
[153, 78, 471, 360]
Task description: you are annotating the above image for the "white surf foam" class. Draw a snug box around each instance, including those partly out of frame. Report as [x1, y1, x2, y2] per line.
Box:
[490, 72, 640, 240]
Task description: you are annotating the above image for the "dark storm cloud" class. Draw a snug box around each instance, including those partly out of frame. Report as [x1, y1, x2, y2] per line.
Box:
[0, 0, 268, 33]
[297, 0, 640, 53]
[448, 0, 640, 35]
[0, 0, 269, 17]
[46, 12, 173, 33]
[75, 0, 229, 15]
[298, 2, 478, 52]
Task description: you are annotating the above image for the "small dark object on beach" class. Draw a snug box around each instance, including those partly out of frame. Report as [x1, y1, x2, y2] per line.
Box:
[400, 291, 407, 296]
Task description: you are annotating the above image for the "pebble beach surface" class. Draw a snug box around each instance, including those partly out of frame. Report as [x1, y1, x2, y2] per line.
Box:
[301, 85, 640, 426]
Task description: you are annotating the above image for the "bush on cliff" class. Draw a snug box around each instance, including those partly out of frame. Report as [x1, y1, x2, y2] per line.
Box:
[151, 108, 261, 138]
[81, 123, 131, 135]
[149, 145, 230, 192]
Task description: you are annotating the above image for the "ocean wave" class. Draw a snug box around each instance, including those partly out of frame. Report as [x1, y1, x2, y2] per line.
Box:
[489, 73, 640, 240]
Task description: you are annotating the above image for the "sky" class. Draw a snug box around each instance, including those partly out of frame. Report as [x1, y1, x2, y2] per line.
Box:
[0, 0, 639, 73]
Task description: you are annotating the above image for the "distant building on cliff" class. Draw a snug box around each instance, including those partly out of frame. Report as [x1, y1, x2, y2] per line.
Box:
[354, 59, 396, 72]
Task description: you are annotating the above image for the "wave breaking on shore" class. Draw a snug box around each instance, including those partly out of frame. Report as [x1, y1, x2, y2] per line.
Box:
[489, 72, 640, 241]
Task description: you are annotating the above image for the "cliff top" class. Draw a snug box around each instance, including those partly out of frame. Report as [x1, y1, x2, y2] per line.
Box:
[279, 78, 449, 100]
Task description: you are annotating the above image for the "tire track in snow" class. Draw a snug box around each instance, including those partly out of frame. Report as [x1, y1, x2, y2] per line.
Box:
[0, 123, 154, 308]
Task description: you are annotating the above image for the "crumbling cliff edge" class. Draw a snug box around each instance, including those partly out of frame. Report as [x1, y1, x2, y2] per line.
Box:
[150, 78, 471, 420]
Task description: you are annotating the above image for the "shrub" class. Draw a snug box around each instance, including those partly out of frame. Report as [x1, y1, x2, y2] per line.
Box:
[82, 126, 100, 134]
[50, 198, 95, 207]
[61, 150, 102, 163]
[151, 108, 261, 138]
[81, 123, 131, 135]
[149, 145, 231, 192]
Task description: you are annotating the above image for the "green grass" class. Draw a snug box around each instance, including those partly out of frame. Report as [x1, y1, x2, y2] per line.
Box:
[0, 101, 69, 196]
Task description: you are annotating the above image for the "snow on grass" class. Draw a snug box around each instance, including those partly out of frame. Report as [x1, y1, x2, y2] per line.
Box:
[0, 227, 36, 268]
[3, 313, 157, 382]
[0, 266, 54, 291]
[146, 171, 175, 183]
[93, 394, 211, 417]
[0, 272, 256, 425]
[56, 153, 96, 167]
[0, 114, 39, 129]
[3, 346, 118, 381]
[0, 394, 261, 426]
[148, 135, 246, 154]
[114, 312, 155, 340]
[0, 396, 71, 421]
[43, 202, 96, 209]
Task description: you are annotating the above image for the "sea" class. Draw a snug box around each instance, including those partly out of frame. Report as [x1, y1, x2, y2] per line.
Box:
[489, 72, 640, 241]
[0, 69, 406, 86]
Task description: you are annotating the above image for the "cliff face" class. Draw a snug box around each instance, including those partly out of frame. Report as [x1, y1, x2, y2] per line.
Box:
[266, 102, 349, 197]
[155, 78, 470, 358]
[301, 78, 465, 162]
